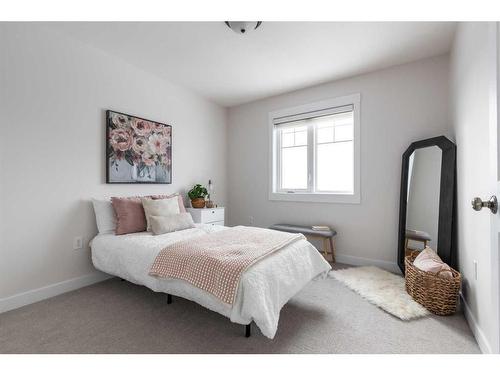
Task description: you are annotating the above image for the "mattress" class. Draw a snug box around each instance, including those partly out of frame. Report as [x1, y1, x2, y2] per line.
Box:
[90, 224, 331, 338]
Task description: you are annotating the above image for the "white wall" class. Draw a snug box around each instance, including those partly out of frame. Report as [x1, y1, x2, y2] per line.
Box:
[227, 55, 450, 271]
[0, 24, 227, 303]
[450, 22, 499, 354]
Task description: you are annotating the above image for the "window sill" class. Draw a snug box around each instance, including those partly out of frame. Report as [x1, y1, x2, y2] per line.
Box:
[269, 192, 360, 204]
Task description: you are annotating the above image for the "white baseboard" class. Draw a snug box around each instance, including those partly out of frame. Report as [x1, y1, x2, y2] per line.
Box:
[335, 253, 401, 274]
[0, 272, 113, 314]
[460, 293, 492, 354]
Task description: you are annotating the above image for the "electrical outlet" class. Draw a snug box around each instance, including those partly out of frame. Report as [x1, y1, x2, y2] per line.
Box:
[249, 216, 254, 225]
[73, 236, 83, 250]
[473, 260, 478, 280]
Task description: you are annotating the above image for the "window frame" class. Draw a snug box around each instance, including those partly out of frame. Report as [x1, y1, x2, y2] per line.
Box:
[269, 94, 361, 204]
[275, 122, 312, 193]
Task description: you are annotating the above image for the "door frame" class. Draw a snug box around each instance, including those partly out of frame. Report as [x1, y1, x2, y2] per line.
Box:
[488, 21, 500, 354]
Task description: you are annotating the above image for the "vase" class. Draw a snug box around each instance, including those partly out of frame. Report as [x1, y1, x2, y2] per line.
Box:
[191, 198, 206, 208]
[136, 165, 156, 182]
[131, 164, 138, 180]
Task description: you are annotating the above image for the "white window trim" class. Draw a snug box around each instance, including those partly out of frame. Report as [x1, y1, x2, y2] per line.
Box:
[269, 93, 361, 204]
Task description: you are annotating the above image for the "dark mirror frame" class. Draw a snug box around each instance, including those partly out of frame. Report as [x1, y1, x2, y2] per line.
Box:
[397, 135, 457, 273]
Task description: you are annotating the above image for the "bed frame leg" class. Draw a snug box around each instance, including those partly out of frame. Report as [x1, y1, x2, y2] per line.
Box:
[245, 324, 251, 338]
[167, 294, 172, 304]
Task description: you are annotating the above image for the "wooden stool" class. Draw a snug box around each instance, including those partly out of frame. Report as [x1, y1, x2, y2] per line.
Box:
[269, 224, 337, 263]
[405, 229, 431, 256]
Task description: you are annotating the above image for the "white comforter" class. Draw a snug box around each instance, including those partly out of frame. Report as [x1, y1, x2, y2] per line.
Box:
[90, 225, 331, 339]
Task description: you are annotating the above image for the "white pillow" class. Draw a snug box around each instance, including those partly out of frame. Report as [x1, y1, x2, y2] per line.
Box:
[92, 198, 117, 234]
[141, 196, 180, 231]
[150, 213, 195, 235]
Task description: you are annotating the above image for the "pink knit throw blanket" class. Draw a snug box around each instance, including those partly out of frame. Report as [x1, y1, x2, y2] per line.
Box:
[149, 226, 304, 304]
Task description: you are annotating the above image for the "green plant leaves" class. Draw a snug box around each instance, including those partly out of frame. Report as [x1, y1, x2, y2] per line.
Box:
[188, 184, 208, 199]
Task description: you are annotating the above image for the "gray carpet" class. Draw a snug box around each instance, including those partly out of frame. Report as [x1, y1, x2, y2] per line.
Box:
[0, 268, 480, 354]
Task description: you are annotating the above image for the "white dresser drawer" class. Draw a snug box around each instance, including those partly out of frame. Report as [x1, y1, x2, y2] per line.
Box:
[187, 207, 225, 224]
[208, 220, 225, 226]
[200, 208, 224, 223]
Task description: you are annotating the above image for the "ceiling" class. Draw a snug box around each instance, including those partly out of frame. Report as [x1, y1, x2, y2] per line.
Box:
[48, 22, 456, 107]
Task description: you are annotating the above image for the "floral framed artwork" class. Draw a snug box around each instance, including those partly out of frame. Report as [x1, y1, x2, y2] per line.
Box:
[106, 110, 172, 184]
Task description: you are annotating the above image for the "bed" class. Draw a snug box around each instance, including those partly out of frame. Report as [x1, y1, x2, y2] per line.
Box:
[90, 224, 331, 339]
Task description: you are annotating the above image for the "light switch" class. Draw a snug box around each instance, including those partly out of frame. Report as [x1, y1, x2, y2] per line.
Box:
[73, 236, 83, 250]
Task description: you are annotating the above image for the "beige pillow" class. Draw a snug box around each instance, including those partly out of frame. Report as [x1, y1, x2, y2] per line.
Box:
[141, 197, 180, 231]
[413, 247, 453, 279]
[150, 213, 195, 235]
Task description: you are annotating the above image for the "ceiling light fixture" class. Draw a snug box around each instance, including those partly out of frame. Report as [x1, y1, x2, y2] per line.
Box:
[225, 21, 262, 35]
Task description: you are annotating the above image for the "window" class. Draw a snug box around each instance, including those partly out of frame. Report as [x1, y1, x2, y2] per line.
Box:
[269, 94, 360, 203]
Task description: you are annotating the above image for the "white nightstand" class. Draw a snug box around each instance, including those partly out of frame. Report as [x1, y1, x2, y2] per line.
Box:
[187, 207, 225, 226]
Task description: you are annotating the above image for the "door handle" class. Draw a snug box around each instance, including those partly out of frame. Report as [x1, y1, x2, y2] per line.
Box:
[471, 196, 498, 214]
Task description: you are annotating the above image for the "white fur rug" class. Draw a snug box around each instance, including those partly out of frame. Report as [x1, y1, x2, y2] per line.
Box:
[329, 266, 429, 320]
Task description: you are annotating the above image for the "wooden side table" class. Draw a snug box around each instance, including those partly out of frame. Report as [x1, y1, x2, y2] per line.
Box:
[269, 224, 337, 263]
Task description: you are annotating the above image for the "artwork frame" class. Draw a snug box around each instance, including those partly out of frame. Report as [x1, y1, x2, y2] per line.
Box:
[106, 110, 172, 184]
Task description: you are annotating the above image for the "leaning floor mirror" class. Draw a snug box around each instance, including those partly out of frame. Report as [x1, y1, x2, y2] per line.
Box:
[397, 136, 457, 273]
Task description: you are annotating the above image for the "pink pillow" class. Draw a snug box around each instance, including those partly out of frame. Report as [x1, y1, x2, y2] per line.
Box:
[111, 197, 147, 235]
[150, 193, 186, 213]
[413, 247, 453, 279]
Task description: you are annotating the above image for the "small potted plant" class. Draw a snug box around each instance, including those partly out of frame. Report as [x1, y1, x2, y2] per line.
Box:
[188, 184, 208, 208]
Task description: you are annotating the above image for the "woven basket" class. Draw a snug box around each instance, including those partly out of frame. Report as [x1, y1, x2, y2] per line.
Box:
[405, 252, 461, 316]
